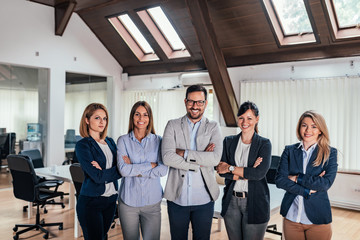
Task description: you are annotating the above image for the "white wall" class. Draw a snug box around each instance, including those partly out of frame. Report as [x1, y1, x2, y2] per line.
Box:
[0, 0, 123, 166]
[329, 172, 360, 211]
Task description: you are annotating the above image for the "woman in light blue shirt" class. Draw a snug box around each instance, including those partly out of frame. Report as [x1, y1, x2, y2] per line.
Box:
[117, 101, 168, 240]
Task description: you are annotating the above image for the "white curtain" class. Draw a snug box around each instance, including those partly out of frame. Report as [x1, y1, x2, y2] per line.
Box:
[0, 89, 38, 140]
[239, 76, 360, 170]
[120, 89, 187, 137]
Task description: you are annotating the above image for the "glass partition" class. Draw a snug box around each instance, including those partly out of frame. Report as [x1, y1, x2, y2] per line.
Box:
[64, 72, 107, 164]
[0, 63, 49, 188]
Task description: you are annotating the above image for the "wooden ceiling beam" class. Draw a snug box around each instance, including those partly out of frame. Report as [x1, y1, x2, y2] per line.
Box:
[307, 0, 333, 44]
[124, 60, 206, 76]
[186, 0, 238, 127]
[226, 42, 360, 67]
[55, 0, 76, 36]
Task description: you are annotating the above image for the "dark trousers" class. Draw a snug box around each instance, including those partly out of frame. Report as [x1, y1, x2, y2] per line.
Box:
[76, 194, 117, 240]
[167, 200, 214, 240]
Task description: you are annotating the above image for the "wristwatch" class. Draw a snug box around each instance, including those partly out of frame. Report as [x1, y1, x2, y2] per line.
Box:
[228, 165, 235, 173]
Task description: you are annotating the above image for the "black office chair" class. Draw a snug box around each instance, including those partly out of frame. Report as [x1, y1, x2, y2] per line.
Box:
[69, 163, 119, 232]
[0, 132, 16, 170]
[20, 149, 66, 213]
[63, 129, 78, 165]
[69, 163, 84, 201]
[7, 154, 64, 240]
[266, 155, 282, 239]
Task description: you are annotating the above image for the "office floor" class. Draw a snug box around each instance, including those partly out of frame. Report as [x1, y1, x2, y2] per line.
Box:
[0, 175, 359, 240]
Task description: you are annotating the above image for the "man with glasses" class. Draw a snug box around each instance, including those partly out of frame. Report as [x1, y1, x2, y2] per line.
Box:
[162, 85, 223, 240]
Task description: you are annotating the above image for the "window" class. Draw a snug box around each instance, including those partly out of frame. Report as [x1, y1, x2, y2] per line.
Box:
[137, 6, 190, 59]
[147, 6, 185, 51]
[109, 6, 190, 60]
[108, 14, 159, 62]
[262, 0, 318, 46]
[324, 0, 360, 39]
[332, 0, 360, 28]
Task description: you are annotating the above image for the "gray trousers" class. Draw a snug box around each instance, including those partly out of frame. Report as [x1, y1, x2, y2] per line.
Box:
[118, 199, 161, 240]
[223, 196, 268, 240]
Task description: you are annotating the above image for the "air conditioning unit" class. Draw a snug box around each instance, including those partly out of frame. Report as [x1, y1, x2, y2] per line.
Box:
[180, 72, 212, 86]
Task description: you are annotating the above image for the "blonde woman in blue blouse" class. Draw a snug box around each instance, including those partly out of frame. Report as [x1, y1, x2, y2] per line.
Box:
[117, 101, 168, 240]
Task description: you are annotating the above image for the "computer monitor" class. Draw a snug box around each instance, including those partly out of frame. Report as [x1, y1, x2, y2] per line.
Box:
[27, 123, 42, 141]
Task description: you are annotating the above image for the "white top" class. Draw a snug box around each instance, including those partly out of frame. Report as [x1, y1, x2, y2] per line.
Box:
[233, 139, 251, 192]
[97, 142, 118, 197]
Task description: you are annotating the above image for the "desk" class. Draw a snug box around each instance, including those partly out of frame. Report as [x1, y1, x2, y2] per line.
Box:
[35, 165, 81, 238]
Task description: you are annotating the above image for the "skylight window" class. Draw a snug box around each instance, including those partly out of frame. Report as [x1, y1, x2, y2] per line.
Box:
[108, 14, 159, 62]
[332, 0, 360, 28]
[324, 0, 360, 39]
[118, 14, 154, 54]
[270, 0, 312, 36]
[147, 6, 186, 51]
[137, 6, 190, 59]
[262, 0, 318, 46]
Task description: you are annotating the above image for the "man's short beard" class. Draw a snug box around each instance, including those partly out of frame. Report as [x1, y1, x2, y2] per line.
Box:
[187, 111, 203, 120]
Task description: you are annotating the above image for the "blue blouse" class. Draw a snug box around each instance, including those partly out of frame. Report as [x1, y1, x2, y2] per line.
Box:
[117, 132, 168, 207]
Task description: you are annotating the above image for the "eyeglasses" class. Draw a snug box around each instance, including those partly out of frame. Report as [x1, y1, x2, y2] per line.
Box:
[186, 99, 206, 106]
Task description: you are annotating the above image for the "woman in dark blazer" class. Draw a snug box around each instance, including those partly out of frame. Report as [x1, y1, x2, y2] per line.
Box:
[216, 101, 271, 240]
[75, 103, 121, 240]
[275, 110, 337, 240]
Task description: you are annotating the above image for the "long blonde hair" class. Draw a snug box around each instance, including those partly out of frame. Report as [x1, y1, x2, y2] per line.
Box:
[296, 111, 330, 167]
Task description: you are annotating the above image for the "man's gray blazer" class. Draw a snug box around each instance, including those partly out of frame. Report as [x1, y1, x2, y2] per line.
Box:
[161, 115, 223, 202]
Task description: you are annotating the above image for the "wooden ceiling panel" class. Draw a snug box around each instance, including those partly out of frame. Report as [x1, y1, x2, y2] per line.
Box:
[30, 0, 360, 76]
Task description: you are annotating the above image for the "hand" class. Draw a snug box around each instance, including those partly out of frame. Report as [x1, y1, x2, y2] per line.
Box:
[233, 175, 239, 180]
[310, 190, 317, 195]
[176, 149, 185, 157]
[122, 155, 131, 164]
[253, 157, 263, 168]
[319, 171, 325, 177]
[205, 143, 215, 152]
[151, 162, 158, 168]
[91, 161, 102, 170]
[216, 161, 230, 174]
[288, 175, 298, 182]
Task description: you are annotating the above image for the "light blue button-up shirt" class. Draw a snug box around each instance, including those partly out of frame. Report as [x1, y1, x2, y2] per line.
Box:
[173, 117, 211, 206]
[286, 141, 317, 224]
[117, 132, 168, 207]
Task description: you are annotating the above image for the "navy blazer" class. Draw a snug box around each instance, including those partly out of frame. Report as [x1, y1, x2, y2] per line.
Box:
[220, 132, 272, 224]
[275, 143, 338, 224]
[75, 137, 121, 197]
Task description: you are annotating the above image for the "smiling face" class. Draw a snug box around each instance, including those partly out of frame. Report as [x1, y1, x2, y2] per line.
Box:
[133, 106, 149, 131]
[86, 109, 107, 136]
[185, 91, 208, 123]
[299, 117, 321, 146]
[237, 109, 259, 134]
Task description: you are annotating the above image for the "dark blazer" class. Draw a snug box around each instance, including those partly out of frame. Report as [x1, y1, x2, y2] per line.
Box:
[220, 132, 272, 224]
[75, 137, 121, 197]
[275, 143, 338, 224]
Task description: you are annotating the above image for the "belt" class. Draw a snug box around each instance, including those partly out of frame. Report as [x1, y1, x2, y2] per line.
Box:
[232, 191, 248, 198]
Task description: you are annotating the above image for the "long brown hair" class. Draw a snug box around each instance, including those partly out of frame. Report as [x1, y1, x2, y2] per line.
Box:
[79, 103, 109, 140]
[296, 110, 330, 167]
[128, 101, 155, 136]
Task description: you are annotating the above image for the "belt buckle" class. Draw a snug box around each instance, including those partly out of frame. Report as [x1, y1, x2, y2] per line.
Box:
[233, 191, 245, 198]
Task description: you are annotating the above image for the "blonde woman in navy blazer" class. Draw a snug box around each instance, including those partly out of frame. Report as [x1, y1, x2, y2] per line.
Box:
[275, 111, 338, 240]
[75, 103, 121, 240]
